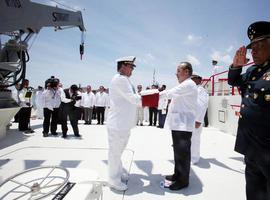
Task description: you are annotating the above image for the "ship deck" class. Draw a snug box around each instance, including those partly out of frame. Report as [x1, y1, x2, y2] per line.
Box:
[0, 119, 245, 200]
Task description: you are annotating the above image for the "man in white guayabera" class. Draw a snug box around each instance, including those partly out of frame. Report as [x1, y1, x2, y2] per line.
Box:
[106, 56, 141, 191]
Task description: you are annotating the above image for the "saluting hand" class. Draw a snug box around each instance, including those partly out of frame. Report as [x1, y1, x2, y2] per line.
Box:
[232, 46, 248, 68]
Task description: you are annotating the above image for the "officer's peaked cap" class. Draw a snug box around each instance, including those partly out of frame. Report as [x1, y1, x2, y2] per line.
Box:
[246, 21, 270, 49]
[116, 56, 136, 67]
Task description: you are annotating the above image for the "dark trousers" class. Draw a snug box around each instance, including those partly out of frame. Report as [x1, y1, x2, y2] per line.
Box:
[96, 106, 105, 124]
[18, 107, 31, 131]
[43, 108, 59, 134]
[149, 107, 158, 126]
[245, 156, 270, 200]
[157, 110, 166, 128]
[204, 109, 209, 127]
[61, 105, 80, 136]
[171, 130, 192, 185]
[84, 107, 93, 124]
[14, 110, 20, 122]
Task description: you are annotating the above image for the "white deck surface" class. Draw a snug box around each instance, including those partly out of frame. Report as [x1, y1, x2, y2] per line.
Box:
[0, 119, 245, 200]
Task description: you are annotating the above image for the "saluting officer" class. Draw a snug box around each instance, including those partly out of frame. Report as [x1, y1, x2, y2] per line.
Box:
[228, 21, 270, 200]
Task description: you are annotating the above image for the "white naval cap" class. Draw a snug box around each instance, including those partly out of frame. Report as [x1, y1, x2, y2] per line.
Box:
[116, 56, 136, 67]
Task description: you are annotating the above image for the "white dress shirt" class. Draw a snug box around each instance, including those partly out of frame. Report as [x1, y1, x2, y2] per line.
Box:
[81, 92, 95, 108]
[18, 88, 33, 107]
[195, 85, 209, 123]
[164, 78, 198, 132]
[42, 88, 61, 111]
[95, 92, 109, 107]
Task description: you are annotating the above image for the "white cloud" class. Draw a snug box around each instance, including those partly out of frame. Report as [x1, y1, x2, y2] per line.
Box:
[226, 45, 234, 53]
[186, 54, 200, 66]
[137, 53, 156, 66]
[210, 50, 233, 66]
[185, 34, 203, 45]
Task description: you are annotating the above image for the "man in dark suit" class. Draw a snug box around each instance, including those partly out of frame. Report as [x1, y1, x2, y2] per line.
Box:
[60, 84, 82, 138]
[228, 21, 270, 200]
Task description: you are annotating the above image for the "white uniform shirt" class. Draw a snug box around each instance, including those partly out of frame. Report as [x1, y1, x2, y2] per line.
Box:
[35, 90, 44, 108]
[18, 88, 33, 107]
[106, 74, 141, 131]
[12, 88, 19, 103]
[164, 78, 198, 132]
[158, 91, 168, 111]
[95, 92, 109, 107]
[81, 92, 95, 108]
[195, 85, 209, 123]
[42, 89, 61, 111]
[74, 91, 82, 108]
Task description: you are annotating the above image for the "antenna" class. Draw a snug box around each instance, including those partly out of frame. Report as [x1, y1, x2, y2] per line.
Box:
[152, 68, 156, 85]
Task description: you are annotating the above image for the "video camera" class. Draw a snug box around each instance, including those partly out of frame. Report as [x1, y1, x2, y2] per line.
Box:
[70, 84, 82, 101]
[45, 76, 59, 89]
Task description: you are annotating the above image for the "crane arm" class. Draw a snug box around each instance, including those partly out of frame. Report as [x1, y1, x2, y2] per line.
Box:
[0, 0, 86, 34]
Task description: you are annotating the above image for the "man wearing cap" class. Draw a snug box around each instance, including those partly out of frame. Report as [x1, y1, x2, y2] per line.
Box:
[228, 21, 270, 200]
[190, 73, 209, 164]
[163, 62, 198, 190]
[106, 56, 141, 191]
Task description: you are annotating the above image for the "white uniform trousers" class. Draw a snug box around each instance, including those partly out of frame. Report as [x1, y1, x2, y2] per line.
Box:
[36, 107, 44, 119]
[107, 128, 130, 184]
[191, 125, 202, 164]
[137, 107, 144, 124]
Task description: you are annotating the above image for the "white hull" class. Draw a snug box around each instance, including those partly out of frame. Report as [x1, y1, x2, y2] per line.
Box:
[208, 95, 241, 135]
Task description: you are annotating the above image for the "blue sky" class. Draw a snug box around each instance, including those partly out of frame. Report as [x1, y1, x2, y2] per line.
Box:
[21, 0, 270, 89]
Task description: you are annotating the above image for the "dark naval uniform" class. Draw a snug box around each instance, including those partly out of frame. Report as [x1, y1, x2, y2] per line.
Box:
[228, 61, 270, 157]
[228, 61, 270, 200]
[228, 21, 270, 200]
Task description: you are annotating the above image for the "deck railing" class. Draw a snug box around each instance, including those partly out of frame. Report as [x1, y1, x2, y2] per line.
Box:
[203, 62, 254, 96]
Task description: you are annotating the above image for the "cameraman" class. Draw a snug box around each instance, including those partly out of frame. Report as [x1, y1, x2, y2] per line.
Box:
[42, 76, 61, 137]
[60, 84, 82, 138]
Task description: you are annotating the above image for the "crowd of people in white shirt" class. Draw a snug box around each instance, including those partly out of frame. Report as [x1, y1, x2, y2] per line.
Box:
[14, 80, 177, 130]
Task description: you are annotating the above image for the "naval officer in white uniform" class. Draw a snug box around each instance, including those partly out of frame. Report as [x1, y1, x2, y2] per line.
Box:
[106, 56, 141, 191]
[190, 73, 209, 164]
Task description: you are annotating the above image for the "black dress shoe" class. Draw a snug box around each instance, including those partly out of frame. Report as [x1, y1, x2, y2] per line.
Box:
[24, 129, 34, 134]
[169, 181, 188, 190]
[43, 132, 49, 137]
[51, 132, 58, 136]
[165, 174, 177, 182]
[74, 134, 81, 137]
[62, 134, 67, 138]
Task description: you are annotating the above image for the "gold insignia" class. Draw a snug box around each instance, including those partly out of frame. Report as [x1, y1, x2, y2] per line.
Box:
[250, 35, 253, 40]
[262, 72, 270, 80]
[252, 77, 256, 80]
[241, 104, 245, 108]
[248, 85, 251, 89]
[265, 95, 270, 101]
[257, 68, 261, 72]
[253, 93, 258, 99]
[261, 88, 265, 91]
[245, 95, 249, 98]
[263, 61, 269, 67]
